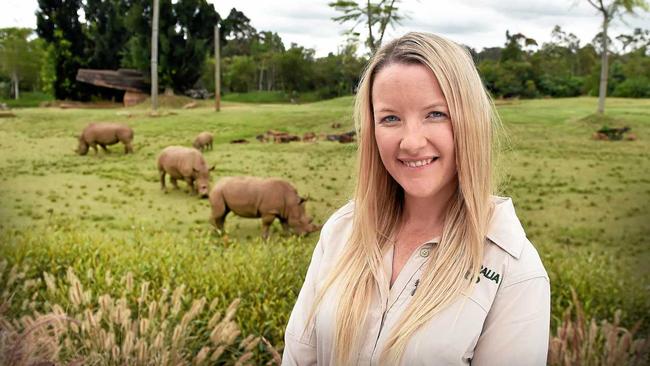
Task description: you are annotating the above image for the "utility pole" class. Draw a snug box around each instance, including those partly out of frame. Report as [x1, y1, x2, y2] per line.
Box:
[151, 0, 160, 110]
[214, 23, 221, 112]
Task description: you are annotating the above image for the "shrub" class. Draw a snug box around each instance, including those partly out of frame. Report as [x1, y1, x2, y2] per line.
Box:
[0, 224, 311, 363]
[612, 77, 650, 98]
[548, 289, 650, 366]
[0, 262, 279, 365]
[538, 75, 584, 97]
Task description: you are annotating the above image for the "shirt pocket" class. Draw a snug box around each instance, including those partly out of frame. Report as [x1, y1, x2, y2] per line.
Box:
[404, 295, 487, 365]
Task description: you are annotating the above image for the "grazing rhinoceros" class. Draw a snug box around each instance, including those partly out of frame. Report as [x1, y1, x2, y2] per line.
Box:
[193, 131, 213, 151]
[157, 146, 214, 198]
[76, 122, 134, 155]
[208, 176, 320, 239]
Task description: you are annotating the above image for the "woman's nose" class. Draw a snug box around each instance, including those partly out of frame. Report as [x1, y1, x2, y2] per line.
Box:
[399, 123, 427, 154]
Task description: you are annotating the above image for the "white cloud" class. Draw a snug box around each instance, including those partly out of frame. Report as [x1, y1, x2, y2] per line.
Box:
[0, 0, 38, 29]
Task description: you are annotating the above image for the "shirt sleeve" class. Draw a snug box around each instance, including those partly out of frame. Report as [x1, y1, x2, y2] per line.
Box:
[471, 274, 550, 366]
[281, 235, 325, 366]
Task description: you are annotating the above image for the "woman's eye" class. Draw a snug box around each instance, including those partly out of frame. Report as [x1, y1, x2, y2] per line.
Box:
[427, 111, 448, 119]
[380, 115, 400, 123]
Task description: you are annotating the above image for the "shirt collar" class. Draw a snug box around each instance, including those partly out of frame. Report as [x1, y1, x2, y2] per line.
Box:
[486, 196, 526, 259]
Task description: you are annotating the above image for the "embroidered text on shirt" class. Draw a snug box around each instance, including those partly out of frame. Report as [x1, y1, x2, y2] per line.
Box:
[476, 265, 501, 284]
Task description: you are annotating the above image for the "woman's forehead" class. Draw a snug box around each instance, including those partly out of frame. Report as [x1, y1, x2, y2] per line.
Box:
[371, 63, 447, 110]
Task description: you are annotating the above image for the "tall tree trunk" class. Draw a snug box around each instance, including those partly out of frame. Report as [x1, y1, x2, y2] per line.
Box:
[366, 0, 375, 53]
[378, 0, 397, 46]
[12, 72, 19, 100]
[151, 0, 160, 110]
[597, 18, 609, 114]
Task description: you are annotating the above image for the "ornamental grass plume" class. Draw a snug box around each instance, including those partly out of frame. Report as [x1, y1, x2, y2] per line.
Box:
[262, 336, 283, 365]
[0, 263, 268, 365]
[548, 288, 650, 366]
[0, 312, 79, 366]
[0, 261, 80, 366]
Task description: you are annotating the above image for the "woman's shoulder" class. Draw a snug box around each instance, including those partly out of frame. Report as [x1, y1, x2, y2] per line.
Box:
[323, 200, 355, 228]
[317, 200, 355, 254]
[485, 196, 548, 287]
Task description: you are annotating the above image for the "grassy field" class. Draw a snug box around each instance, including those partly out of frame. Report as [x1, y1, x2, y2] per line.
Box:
[0, 91, 54, 108]
[221, 90, 324, 104]
[0, 96, 648, 363]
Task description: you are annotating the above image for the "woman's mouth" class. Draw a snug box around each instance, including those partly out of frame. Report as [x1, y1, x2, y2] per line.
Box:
[399, 157, 438, 168]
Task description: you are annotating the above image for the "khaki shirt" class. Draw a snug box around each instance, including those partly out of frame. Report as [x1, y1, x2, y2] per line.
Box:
[283, 196, 550, 365]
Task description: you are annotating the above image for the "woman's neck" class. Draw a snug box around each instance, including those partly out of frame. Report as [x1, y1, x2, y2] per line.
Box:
[400, 184, 457, 237]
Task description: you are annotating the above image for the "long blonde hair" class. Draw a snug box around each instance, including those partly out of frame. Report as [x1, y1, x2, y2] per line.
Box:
[309, 32, 498, 365]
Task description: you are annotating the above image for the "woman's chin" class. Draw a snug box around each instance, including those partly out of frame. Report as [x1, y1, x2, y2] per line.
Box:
[401, 187, 439, 200]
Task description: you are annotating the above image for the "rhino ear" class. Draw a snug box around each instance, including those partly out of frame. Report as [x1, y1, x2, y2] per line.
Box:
[209, 164, 216, 171]
[298, 196, 307, 205]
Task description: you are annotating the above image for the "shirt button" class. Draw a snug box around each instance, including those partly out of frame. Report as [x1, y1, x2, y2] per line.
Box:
[419, 247, 430, 257]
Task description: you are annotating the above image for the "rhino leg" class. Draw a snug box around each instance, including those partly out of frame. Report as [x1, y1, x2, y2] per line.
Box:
[261, 214, 276, 240]
[209, 194, 229, 232]
[124, 142, 133, 154]
[99, 144, 109, 153]
[210, 211, 228, 232]
[185, 177, 195, 194]
[279, 218, 290, 234]
[170, 177, 179, 189]
[159, 170, 166, 189]
[90, 143, 98, 155]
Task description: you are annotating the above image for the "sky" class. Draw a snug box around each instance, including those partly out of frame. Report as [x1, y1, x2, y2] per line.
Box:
[1, 0, 648, 57]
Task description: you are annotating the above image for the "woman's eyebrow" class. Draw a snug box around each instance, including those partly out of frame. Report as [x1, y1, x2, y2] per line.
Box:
[422, 102, 448, 110]
[375, 107, 398, 113]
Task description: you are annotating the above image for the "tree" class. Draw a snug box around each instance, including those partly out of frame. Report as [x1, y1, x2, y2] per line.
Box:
[84, 0, 129, 69]
[616, 27, 650, 52]
[328, 0, 404, 54]
[501, 30, 538, 62]
[586, 0, 649, 114]
[122, 0, 218, 93]
[251, 31, 285, 91]
[0, 28, 43, 99]
[221, 8, 257, 54]
[36, 0, 91, 100]
[222, 55, 256, 92]
[168, 0, 219, 92]
[277, 44, 315, 92]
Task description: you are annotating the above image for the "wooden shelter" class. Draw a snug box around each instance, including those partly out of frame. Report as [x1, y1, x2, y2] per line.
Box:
[76, 69, 148, 106]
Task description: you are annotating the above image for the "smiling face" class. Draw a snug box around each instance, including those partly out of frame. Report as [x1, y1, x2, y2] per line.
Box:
[372, 62, 457, 202]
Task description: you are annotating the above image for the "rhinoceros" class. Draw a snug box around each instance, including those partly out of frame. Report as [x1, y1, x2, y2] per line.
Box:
[209, 176, 320, 239]
[157, 146, 214, 198]
[76, 122, 134, 155]
[193, 132, 213, 151]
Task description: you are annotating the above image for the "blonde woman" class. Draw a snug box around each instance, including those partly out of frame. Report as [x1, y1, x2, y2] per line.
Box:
[283, 32, 550, 365]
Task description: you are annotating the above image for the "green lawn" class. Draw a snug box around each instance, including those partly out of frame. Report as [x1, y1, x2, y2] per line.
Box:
[0, 91, 54, 108]
[0, 96, 648, 362]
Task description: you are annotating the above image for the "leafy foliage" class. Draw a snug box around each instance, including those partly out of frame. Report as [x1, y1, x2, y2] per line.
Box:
[0, 28, 44, 99]
[36, 0, 91, 100]
[328, 0, 404, 53]
[476, 26, 650, 99]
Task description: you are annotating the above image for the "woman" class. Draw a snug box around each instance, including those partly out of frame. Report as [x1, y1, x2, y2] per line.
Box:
[283, 32, 550, 365]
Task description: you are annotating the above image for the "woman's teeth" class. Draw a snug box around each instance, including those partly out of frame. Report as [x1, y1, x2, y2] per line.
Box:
[401, 158, 436, 168]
